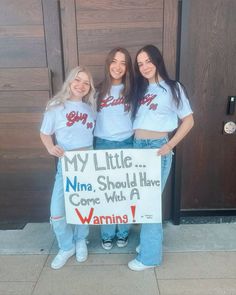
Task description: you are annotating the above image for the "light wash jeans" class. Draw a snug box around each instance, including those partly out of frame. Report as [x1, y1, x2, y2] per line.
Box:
[50, 160, 89, 251]
[95, 136, 133, 240]
[133, 137, 172, 266]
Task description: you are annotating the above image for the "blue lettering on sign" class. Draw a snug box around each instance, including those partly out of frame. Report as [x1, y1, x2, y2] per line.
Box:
[65, 176, 92, 192]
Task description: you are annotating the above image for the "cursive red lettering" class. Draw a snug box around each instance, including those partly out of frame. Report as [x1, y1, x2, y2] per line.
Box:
[86, 122, 93, 129]
[66, 111, 88, 127]
[66, 111, 77, 126]
[100, 96, 126, 109]
[139, 94, 157, 106]
[149, 103, 158, 110]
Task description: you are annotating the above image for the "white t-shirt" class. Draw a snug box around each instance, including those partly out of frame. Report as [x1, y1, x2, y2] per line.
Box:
[94, 84, 133, 141]
[40, 100, 96, 150]
[133, 81, 193, 132]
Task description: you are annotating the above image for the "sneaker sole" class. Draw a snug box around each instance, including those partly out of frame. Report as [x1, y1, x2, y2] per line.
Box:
[116, 241, 128, 248]
[128, 265, 155, 271]
[128, 263, 155, 271]
[101, 243, 113, 250]
[51, 251, 75, 270]
[76, 255, 88, 263]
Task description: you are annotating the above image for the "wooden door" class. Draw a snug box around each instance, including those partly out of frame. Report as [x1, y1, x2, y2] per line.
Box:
[177, 0, 236, 216]
[0, 0, 179, 222]
[60, 0, 178, 80]
[60, 0, 179, 219]
[0, 0, 63, 222]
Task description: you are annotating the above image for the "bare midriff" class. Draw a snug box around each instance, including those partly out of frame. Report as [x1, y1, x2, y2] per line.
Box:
[134, 129, 168, 139]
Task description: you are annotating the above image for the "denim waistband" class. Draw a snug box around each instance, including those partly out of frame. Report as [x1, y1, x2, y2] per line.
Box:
[133, 136, 169, 149]
[134, 136, 168, 144]
[95, 135, 133, 145]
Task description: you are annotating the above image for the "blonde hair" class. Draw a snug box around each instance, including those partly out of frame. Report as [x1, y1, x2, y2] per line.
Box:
[46, 66, 96, 111]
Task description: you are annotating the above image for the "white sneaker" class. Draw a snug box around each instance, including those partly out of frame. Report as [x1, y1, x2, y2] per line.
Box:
[76, 239, 88, 262]
[116, 236, 128, 248]
[128, 259, 155, 271]
[101, 239, 114, 250]
[51, 247, 75, 269]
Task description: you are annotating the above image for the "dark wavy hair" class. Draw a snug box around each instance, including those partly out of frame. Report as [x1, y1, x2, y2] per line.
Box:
[96, 47, 134, 111]
[133, 44, 187, 117]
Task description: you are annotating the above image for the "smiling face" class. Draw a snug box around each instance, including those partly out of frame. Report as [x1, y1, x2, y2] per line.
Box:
[109, 51, 127, 84]
[137, 51, 157, 83]
[69, 71, 91, 101]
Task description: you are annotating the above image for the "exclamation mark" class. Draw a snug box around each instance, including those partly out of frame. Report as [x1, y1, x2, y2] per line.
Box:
[131, 205, 136, 222]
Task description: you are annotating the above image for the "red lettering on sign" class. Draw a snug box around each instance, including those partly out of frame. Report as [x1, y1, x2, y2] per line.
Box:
[75, 207, 94, 224]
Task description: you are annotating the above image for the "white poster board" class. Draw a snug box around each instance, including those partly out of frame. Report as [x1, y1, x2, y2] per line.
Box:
[61, 149, 162, 225]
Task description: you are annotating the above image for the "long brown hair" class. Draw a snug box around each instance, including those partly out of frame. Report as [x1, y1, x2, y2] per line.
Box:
[133, 44, 188, 117]
[97, 47, 134, 111]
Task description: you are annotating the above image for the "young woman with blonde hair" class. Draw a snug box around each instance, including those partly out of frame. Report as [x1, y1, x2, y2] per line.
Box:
[40, 66, 96, 269]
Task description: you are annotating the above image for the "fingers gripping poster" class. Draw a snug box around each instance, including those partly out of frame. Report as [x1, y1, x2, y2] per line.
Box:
[61, 149, 162, 225]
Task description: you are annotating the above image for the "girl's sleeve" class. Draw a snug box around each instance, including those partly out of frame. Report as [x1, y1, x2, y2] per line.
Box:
[40, 109, 56, 135]
[175, 83, 193, 119]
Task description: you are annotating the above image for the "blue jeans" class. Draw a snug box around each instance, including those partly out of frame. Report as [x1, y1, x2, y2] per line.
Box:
[94, 136, 133, 240]
[50, 160, 89, 251]
[133, 137, 172, 265]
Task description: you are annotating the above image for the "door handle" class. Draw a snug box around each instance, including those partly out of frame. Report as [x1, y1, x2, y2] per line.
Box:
[227, 96, 236, 115]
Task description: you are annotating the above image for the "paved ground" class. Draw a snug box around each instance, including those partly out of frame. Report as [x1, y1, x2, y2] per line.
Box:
[0, 222, 236, 295]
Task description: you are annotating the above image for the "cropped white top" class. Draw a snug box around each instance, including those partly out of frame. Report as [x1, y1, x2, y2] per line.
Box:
[133, 81, 193, 132]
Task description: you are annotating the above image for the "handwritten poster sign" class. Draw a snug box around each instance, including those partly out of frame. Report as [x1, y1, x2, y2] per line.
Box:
[61, 149, 162, 225]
